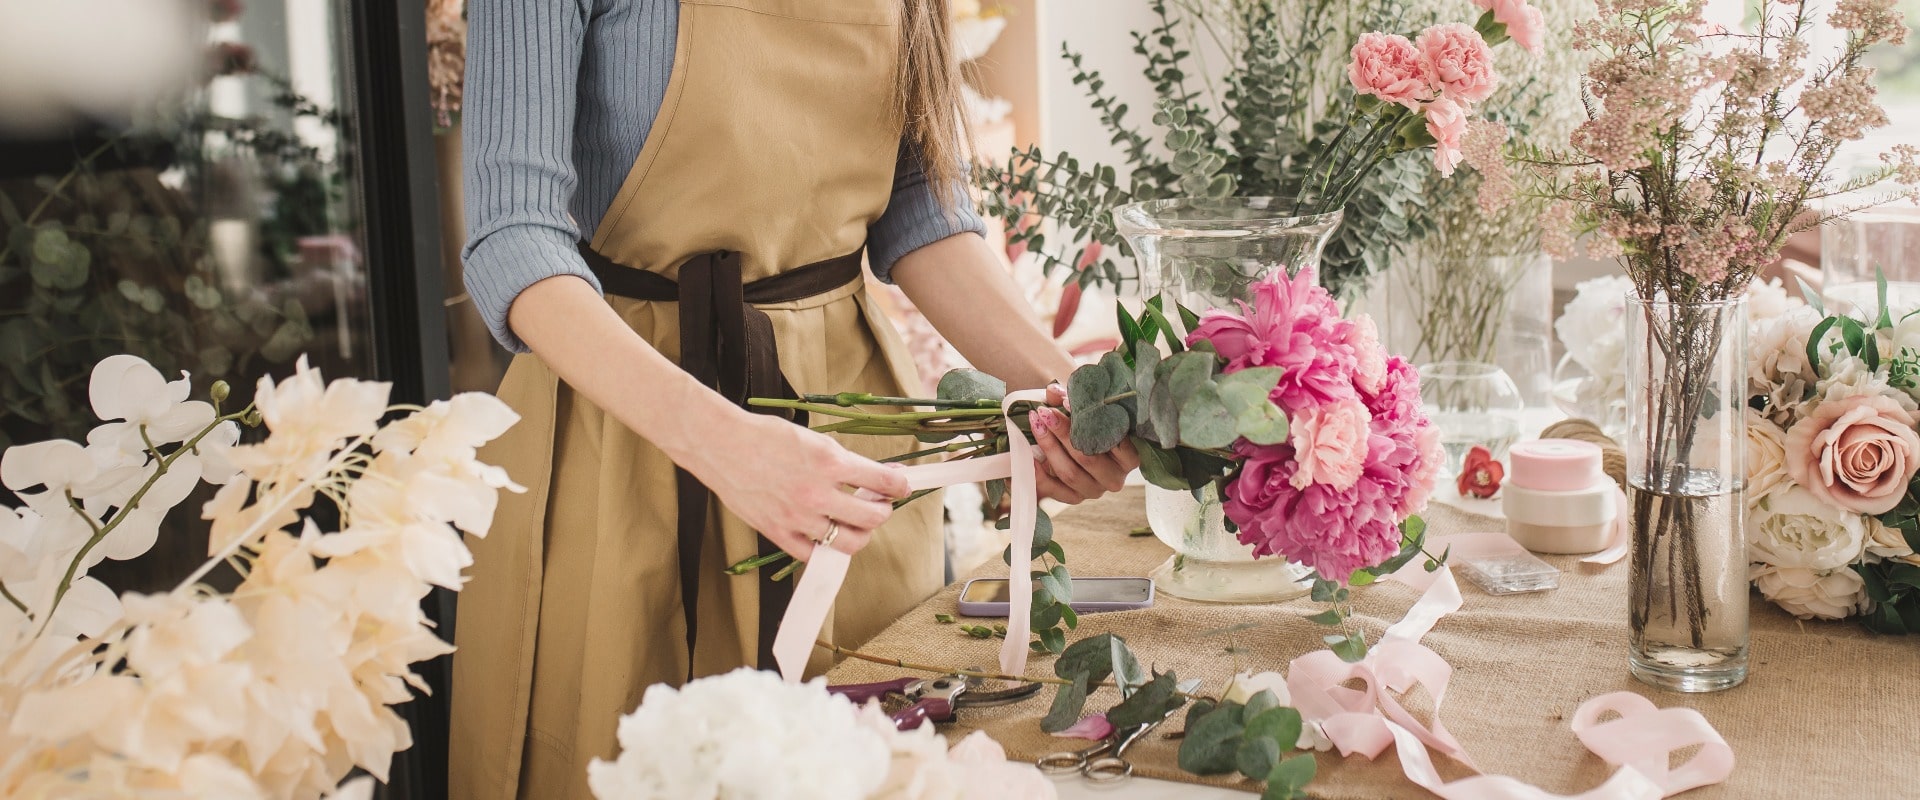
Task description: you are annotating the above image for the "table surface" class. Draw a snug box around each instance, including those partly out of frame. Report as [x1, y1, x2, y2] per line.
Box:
[824, 488, 1920, 800]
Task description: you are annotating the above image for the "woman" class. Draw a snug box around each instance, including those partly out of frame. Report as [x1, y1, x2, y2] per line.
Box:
[447, 2, 1139, 798]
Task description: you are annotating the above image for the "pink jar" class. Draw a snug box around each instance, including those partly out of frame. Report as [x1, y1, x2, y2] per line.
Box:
[1500, 440, 1617, 554]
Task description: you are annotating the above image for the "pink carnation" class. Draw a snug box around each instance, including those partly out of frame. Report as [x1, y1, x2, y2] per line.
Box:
[1416, 23, 1499, 105]
[1473, 0, 1546, 55]
[1348, 32, 1431, 108]
[1187, 269, 1358, 411]
[1289, 399, 1372, 491]
[1424, 97, 1469, 177]
[1347, 315, 1388, 395]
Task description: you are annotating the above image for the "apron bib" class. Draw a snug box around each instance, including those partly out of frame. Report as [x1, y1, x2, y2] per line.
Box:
[448, 3, 943, 798]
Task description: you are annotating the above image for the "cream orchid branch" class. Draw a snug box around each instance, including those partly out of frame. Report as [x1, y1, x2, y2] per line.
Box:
[0, 581, 25, 614]
[172, 427, 375, 594]
[38, 408, 255, 633]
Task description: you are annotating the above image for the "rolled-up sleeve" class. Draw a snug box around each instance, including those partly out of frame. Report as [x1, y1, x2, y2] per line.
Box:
[461, 0, 600, 354]
[867, 141, 987, 282]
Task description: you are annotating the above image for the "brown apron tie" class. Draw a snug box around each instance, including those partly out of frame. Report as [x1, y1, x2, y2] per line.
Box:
[579, 243, 865, 676]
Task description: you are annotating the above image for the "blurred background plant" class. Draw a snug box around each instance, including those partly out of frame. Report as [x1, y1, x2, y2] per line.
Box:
[973, 0, 1448, 301]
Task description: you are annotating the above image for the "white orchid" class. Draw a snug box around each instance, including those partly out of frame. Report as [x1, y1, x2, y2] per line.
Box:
[0, 353, 523, 799]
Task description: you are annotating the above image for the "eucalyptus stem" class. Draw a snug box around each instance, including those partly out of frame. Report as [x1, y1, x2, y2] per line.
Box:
[725, 551, 789, 576]
[819, 641, 1208, 699]
[749, 399, 1007, 423]
[800, 393, 1001, 410]
[879, 441, 989, 464]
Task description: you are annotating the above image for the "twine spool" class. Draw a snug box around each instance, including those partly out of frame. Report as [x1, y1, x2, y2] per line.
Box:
[1539, 419, 1627, 492]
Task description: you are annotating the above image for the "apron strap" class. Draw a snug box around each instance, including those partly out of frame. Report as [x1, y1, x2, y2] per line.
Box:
[579, 243, 865, 677]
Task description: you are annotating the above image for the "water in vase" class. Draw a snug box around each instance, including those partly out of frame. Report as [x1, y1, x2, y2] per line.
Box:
[1626, 475, 1749, 693]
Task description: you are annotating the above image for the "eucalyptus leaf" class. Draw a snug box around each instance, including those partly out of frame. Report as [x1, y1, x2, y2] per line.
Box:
[1107, 670, 1182, 729]
[938, 369, 1008, 404]
[1263, 754, 1318, 800]
[1241, 689, 1281, 721]
[1041, 674, 1092, 733]
[1055, 632, 1122, 684]
[1178, 383, 1237, 449]
[1134, 439, 1192, 490]
[1235, 735, 1282, 781]
[1176, 706, 1245, 775]
[1244, 706, 1303, 758]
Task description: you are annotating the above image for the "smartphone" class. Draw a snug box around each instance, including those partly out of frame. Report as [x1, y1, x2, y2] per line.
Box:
[955, 577, 1154, 617]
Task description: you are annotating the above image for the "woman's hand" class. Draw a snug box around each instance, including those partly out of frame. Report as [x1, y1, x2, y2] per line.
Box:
[676, 408, 910, 561]
[1027, 385, 1141, 504]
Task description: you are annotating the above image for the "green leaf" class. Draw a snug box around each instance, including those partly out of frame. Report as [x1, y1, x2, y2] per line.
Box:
[1044, 565, 1074, 605]
[934, 613, 955, 624]
[1263, 754, 1318, 800]
[1060, 603, 1079, 630]
[1176, 706, 1246, 775]
[1304, 608, 1344, 626]
[1067, 363, 1130, 454]
[1038, 626, 1068, 653]
[1166, 351, 1214, 398]
[1327, 633, 1368, 663]
[1797, 276, 1825, 315]
[1110, 632, 1145, 695]
[1244, 706, 1303, 758]
[1108, 670, 1182, 729]
[1139, 300, 1185, 354]
[1879, 268, 1895, 330]
[1236, 735, 1282, 780]
[937, 369, 1007, 403]
[1178, 383, 1238, 449]
[1309, 579, 1340, 603]
[1176, 301, 1201, 334]
[1055, 632, 1121, 683]
[1806, 316, 1840, 375]
[1041, 674, 1091, 732]
[1100, 351, 1138, 421]
[1046, 539, 1068, 565]
[1134, 439, 1192, 490]
[1241, 689, 1281, 721]
[1034, 601, 1063, 631]
[1117, 304, 1147, 349]
[1347, 570, 1378, 586]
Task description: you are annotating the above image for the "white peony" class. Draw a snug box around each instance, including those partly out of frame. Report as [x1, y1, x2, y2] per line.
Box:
[1555, 275, 1634, 386]
[1751, 562, 1871, 620]
[1746, 277, 1803, 324]
[1745, 410, 1793, 504]
[1748, 486, 1870, 571]
[588, 669, 1054, 800]
[1748, 305, 1822, 425]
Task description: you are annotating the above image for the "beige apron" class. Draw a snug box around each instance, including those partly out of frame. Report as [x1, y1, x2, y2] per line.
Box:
[448, 2, 944, 798]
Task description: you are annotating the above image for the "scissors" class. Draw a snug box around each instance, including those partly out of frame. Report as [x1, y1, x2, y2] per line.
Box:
[1035, 705, 1178, 783]
[827, 674, 1042, 731]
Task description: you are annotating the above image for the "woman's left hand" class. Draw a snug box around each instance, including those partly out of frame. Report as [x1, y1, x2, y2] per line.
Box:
[1027, 385, 1141, 503]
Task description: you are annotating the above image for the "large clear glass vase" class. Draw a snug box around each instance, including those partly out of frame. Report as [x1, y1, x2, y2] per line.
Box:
[1375, 250, 1554, 407]
[1625, 295, 1750, 692]
[1114, 197, 1342, 603]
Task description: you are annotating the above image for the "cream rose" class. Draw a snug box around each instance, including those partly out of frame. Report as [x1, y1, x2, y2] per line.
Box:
[1784, 393, 1920, 515]
[1746, 409, 1792, 503]
[1748, 486, 1868, 570]
[1864, 518, 1917, 561]
[1750, 562, 1871, 621]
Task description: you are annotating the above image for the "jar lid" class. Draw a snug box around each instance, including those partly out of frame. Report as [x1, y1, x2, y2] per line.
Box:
[1508, 439, 1604, 492]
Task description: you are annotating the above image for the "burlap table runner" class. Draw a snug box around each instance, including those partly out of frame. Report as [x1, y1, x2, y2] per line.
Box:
[823, 488, 1920, 799]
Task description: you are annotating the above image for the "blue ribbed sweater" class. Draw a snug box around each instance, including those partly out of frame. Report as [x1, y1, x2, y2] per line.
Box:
[461, 0, 986, 352]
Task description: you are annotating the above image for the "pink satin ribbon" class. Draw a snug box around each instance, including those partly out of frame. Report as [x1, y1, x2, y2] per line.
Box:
[774, 389, 1047, 681]
[1288, 566, 1734, 799]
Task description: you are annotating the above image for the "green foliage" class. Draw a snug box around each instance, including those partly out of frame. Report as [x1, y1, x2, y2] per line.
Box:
[974, 0, 1446, 300]
[1177, 689, 1315, 797]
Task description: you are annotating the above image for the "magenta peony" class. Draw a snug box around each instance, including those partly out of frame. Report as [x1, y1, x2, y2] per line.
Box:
[1415, 23, 1499, 105]
[1348, 32, 1432, 108]
[1194, 272, 1440, 584]
[1188, 269, 1359, 410]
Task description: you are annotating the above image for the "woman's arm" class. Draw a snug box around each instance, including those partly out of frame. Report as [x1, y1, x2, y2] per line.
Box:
[892, 234, 1140, 500]
[507, 277, 907, 557]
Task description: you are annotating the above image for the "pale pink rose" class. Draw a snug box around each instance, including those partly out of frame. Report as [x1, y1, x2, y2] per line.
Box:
[1289, 398, 1372, 491]
[1424, 97, 1469, 177]
[1784, 394, 1920, 515]
[1348, 32, 1430, 108]
[1416, 23, 1500, 105]
[1472, 0, 1546, 55]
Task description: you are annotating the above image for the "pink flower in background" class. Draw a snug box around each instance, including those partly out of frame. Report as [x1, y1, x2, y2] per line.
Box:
[1186, 269, 1358, 411]
[1346, 316, 1388, 394]
[1348, 33, 1431, 108]
[1424, 97, 1469, 176]
[1785, 393, 1920, 515]
[1289, 399, 1371, 491]
[1416, 23, 1499, 105]
[1473, 0, 1546, 54]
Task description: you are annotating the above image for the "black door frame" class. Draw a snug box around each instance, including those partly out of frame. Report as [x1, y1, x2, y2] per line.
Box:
[345, 1, 455, 798]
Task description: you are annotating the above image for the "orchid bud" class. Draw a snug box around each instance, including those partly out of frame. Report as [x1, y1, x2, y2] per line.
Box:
[209, 380, 231, 406]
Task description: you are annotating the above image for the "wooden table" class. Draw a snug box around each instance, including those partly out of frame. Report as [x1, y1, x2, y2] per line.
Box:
[824, 489, 1920, 799]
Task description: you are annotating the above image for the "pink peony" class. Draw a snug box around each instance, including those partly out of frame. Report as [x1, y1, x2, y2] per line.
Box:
[1225, 438, 1404, 584]
[1346, 315, 1388, 395]
[1187, 269, 1358, 411]
[1784, 394, 1920, 515]
[1289, 399, 1372, 491]
[1424, 97, 1469, 177]
[1348, 33, 1431, 108]
[1415, 23, 1499, 105]
[1473, 0, 1546, 55]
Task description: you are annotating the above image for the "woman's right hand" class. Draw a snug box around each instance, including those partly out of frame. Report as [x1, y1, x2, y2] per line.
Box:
[675, 408, 910, 562]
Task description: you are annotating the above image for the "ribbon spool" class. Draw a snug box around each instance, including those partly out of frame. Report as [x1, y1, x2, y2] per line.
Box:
[1539, 419, 1626, 492]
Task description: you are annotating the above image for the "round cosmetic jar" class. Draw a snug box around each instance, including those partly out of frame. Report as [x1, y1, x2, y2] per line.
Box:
[1501, 439, 1617, 555]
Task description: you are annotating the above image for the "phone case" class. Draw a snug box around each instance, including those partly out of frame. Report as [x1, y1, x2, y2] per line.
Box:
[955, 577, 1155, 617]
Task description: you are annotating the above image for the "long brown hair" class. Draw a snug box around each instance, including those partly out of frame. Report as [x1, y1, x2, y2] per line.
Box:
[898, 0, 971, 205]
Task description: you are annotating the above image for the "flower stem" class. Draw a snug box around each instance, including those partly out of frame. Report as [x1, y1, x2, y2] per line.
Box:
[749, 399, 1007, 423]
[800, 393, 1002, 410]
[725, 551, 790, 576]
[817, 640, 1073, 686]
[0, 581, 26, 615]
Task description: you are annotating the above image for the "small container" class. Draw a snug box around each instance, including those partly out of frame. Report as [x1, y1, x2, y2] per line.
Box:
[1501, 439, 1617, 554]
